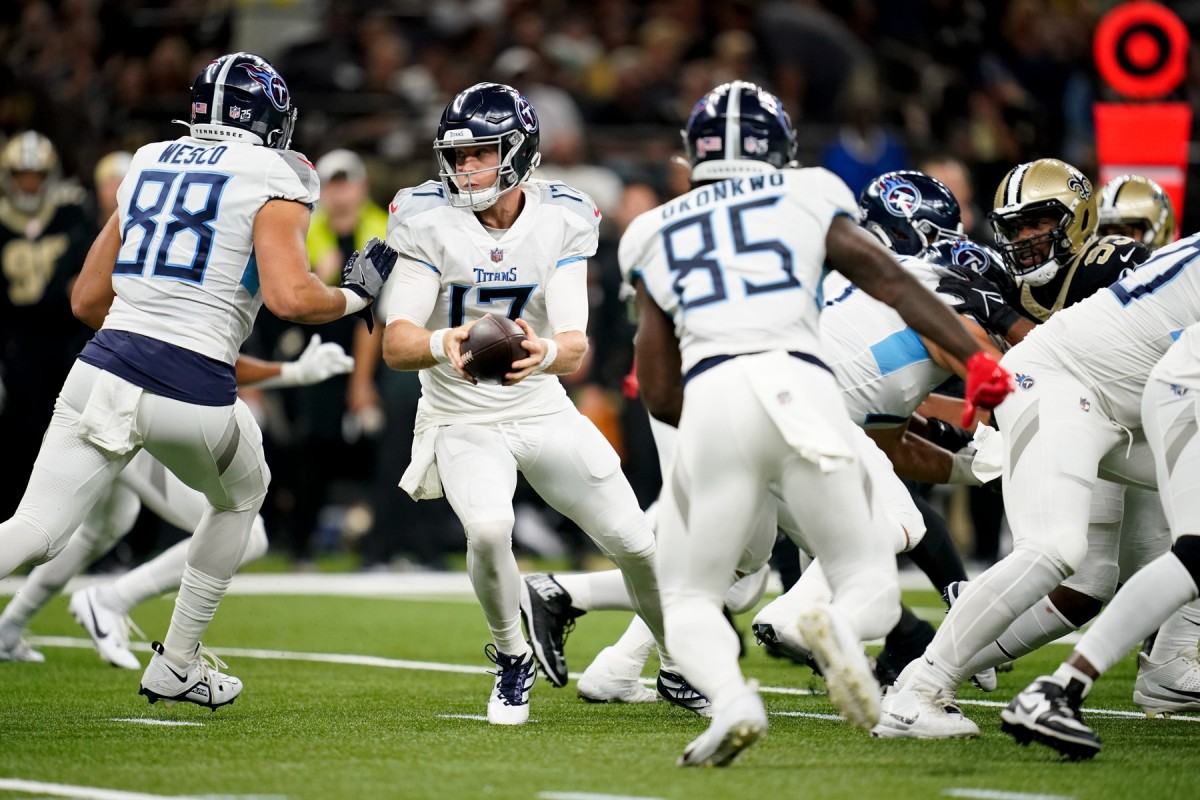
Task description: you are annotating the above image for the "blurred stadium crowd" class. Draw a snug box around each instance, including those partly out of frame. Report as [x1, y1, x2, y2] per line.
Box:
[2, 0, 1198, 573]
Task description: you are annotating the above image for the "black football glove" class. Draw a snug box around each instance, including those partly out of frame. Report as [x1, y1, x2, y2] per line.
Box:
[935, 265, 1022, 339]
[341, 237, 398, 333]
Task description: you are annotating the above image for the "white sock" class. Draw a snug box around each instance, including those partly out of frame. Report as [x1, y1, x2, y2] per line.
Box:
[605, 615, 656, 671]
[662, 595, 745, 704]
[1075, 552, 1200, 675]
[553, 569, 632, 612]
[162, 564, 230, 665]
[1148, 597, 1200, 663]
[915, 548, 1067, 691]
[1051, 662, 1095, 698]
[464, 521, 530, 656]
[961, 595, 1077, 676]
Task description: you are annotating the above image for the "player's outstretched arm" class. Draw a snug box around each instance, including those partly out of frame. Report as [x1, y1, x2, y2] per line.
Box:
[256, 199, 391, 325]
[826, 216, 1013, 424]
[71, 211, 122, 330]
[633, 280, 683, 427]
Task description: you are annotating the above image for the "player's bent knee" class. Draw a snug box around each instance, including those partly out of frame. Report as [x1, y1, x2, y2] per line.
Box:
[464, 519, 515, 556]
[1171, 535, 1200, 589]
[1046, 584, 1104, 627]
[243, 516, 269, 564]
[1060, 562, 1119, 606]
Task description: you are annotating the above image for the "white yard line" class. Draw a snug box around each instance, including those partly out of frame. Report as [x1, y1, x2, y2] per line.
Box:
[0, 778, 188, 800]
[28, 635, 1197, 724]
[944, 790, 1075, 800]
[109, 718, 205, 727]
[538, 793, 665, 800]
[436, 714, 489, 721]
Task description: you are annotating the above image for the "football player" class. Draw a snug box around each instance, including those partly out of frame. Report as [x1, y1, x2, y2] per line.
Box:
[0, 52, 394, 709]
[378, 82, 667, 726]
[0, 334, 354, 667]
[1002, 316, 1200, 759]
[874, 204, 1194, 740]
[622, 80, 1011, 765]
[0, 132, 98, 518]
[1097, 173, 1176, 250]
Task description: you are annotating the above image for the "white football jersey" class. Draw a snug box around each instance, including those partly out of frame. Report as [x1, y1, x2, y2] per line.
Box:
[1019, 232, 1200, 427]
[821, 254, 957, 426]
[619, 168, 857, 374]
[103, 137, 319, 364]
[1150, 324, 1200, 390]
[382, 178, 599, 425]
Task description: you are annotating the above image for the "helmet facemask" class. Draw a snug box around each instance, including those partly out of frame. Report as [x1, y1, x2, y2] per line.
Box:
[990, 201, 1073, 287]
[435, 130, 540, 211]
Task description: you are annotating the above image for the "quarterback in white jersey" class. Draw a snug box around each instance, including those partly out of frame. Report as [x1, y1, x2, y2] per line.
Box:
[0, 53, 394, 709]
[878, 231, 1200, 740]
[1002, 319, 1200, 759]
[380, 82, 665, 726]
[624, 81, 1012, 766]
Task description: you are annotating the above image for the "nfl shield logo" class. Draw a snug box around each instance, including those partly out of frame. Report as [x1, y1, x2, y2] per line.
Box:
[490, 248, 504, 263]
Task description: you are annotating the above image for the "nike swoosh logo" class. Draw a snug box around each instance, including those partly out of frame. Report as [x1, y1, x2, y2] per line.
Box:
[86, 596, 109, 639]
[1154, 685, 1200, 700]
[165, 663, 190, 683]
[1015, 699, 1039, 716]
[886, 712, 917, 726]
[1119, 251, 1134, 263]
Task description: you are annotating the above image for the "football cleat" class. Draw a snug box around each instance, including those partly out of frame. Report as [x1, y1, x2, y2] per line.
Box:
[0, 634, 45, 663]
[1132, 649, 1200, 717]
[941, 581, 998, 692]
[139, 641, 242, 711]
[657, 669, 714, 718]
[577, 646, 657, 704]
[796, 605, 880, 731]
[679, 682, 767, 767]
[1001, 675, 1099, 760]
[871, 683, 980, 739]
[69, 586, 143, 670]
[751, 620, 819, 672]
[519, 573, 585, 688]
[485, 644, 536, 725]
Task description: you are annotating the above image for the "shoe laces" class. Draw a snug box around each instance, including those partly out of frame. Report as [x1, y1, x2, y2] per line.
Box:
[194, 645, 231, 686]
[485, 644, 534, 707]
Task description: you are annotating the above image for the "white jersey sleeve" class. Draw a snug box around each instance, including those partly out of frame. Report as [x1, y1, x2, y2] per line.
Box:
[1151, 324, 1200, 391]
[102, 138, 319, 365]
[536, 181, 601, 266]
[620, 167, 858, 375]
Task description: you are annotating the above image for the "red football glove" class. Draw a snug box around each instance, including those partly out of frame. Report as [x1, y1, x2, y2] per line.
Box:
[962, 351, 1014, 427]
[622, 358, 640, 400]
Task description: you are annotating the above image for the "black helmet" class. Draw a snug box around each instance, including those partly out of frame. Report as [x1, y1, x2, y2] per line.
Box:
[434, 82, 541, 210]
[859, 170, 963, 256]
[923, 237, 1016, 297]
[186, 52, 296, 149]
[681, 80, 797, 183]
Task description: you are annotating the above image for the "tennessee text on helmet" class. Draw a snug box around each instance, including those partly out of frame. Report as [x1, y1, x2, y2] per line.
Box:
[181, 52, 297, 150]
[681, 80, 798, 183]
[989, 158, 1096, 287]
[434, 82, 541, 211]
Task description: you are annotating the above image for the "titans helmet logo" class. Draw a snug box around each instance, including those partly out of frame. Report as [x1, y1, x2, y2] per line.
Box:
[241, 63, 289, 112]
[516, 97, 538, 132]
[879, 175, 922, 218]
[951, 240, 988, 273]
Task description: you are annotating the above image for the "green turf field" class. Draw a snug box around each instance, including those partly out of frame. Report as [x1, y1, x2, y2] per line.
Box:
[2, 588, 1197, 800]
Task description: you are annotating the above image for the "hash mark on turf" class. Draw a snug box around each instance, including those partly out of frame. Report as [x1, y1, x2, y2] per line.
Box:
[770, 711, 843, 721]
[538, 793, 666, 800]
[437, 714, 489, 721]
[0, 777, 185, 799]
[110, 717, 204, 727]
[944, 790, 1076, 800]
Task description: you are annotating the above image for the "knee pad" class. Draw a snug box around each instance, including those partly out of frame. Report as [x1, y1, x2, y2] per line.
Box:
[1171, 535, 1200, 589]
[592, 506, 655, 562]
[464, 519, 514, 557]
[1060, 560, 1119, 605]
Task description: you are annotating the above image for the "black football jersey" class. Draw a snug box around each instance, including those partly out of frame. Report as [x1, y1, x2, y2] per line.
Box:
[1008, 235, 1150, 322]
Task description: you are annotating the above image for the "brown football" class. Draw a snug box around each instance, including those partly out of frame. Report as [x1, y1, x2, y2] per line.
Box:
[461, 314, 527, 384]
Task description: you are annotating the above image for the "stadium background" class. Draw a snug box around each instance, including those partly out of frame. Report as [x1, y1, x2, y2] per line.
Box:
[2, 0, 1198, 575]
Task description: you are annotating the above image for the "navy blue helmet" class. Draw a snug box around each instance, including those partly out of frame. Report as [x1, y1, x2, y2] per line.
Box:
[681, 81, 797, 183]
[186, 52, 296, 149]
[922, 237, 1016, 296]
[435, 82, 541, 210]
[859, 170, 964, 256]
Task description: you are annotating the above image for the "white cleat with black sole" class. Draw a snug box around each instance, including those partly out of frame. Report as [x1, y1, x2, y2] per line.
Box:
[796, 604, 880, 731]
[139, 641, 242, 711]
[1133, 649, 1200, 717]
[1001, 675, 1099, 760]
[871, 683, 980, 739]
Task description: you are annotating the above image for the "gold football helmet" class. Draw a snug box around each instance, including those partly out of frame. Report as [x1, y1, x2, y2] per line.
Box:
[0, 131, 60, 214]
[1098, 174, 1176, 251]
[989, 158, 1097, 287]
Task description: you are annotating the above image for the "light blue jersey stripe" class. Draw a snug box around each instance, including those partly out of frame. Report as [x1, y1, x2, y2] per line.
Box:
[869, 327, 930, 376]
[556, 256, 586, 268]
[418, 260, 441, 275]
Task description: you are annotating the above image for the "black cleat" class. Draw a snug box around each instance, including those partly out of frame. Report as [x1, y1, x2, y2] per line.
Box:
[1000, 676, 1100, 760]
[657, 669, 713, 718]
[519, 573, 585, 688]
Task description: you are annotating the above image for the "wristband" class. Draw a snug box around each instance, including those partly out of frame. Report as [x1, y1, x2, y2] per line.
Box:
[532, 338, 558, 374]
[428, 328, 452, 364]
[339, 287, 369, 317]
[949, 449, 983, 486]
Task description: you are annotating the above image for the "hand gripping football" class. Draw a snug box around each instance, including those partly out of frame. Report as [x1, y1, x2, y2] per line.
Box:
[461, 314, 527, 384]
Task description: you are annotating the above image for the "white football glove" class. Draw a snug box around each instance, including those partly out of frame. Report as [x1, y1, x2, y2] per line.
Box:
[247, 334, 355, 389]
